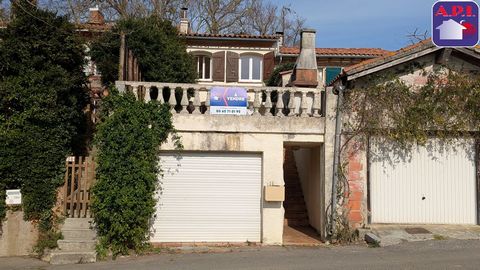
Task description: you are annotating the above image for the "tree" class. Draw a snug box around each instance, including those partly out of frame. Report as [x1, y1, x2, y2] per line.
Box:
[90, 15, 196, 85]
[0, 0, 88, 231]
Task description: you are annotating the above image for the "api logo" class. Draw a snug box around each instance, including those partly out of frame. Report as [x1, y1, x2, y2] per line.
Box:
[432, 0, 479, 47]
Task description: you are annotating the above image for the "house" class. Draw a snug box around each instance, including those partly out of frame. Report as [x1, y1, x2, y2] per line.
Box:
[331, 40, 480, 228]
[436, 19, 466, 40]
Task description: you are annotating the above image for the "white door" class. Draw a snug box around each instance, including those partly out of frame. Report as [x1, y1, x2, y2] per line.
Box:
[151, 152, 262, 242]
[370, 139, 477, 224]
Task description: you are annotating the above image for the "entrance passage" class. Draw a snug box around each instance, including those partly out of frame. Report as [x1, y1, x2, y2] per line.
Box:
[151, 152, 262, 243]
[283, 147, 323, 245]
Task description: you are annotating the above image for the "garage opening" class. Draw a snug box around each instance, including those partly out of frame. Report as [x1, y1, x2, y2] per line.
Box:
[283, 145, 323, 245]
[151, 152, 262, 243]
[369, 138, 477, 225]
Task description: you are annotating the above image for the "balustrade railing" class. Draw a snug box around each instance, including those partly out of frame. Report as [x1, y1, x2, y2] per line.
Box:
[116, 82, 326, 117]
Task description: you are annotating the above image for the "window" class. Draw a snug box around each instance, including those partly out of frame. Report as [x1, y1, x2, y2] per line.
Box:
[239, 55, 262, 82]
[195, 55, 211, 80]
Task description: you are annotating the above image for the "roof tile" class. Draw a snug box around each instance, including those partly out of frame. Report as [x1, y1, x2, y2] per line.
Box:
[280, 47, 390, 57]
[180, 32, 278, 40]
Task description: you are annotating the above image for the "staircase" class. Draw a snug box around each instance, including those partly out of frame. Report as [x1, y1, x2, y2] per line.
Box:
[283, 149, 310, 227]
[46, 218, 96, 265]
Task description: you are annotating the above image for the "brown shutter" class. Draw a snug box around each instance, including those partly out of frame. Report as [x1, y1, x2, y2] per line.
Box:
[212, 51, 225, 82]
[263, 51, 275, 81]
[226, 51, 239, 82]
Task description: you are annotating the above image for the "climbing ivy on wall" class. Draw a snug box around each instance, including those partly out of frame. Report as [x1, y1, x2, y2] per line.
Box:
[92, 88, 181, 257]
[331, 65, 480, 241]
[0, 1, 88, 231]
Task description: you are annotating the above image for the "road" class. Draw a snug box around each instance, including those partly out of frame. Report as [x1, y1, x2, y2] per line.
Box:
[2, 240, 480, 270]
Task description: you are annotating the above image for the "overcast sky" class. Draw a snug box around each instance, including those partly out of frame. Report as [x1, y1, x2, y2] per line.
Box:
[277, 0, 436, 50]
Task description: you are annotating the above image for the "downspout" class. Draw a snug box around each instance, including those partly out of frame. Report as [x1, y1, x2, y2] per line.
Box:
[329, 83, 346, 239]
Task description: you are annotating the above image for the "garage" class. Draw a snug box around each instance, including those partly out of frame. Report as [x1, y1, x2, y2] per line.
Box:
[151, 152, 262, 243]
[370, 139, 477, 224]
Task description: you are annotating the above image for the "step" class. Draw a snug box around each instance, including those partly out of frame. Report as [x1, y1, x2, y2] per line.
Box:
[284, 219, 310, 226]
[284, 205, 307, 211]
[285, 213, 308, 219]
[62, 229, 96, 240]
[49, 251, 96, 265]
[58, 240, 96, 251]
[63, 218, 94, 230]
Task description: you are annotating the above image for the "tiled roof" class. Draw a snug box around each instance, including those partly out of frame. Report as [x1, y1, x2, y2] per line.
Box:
[180, 32, 278, 40]
[330, 39, 480, 86]
[279, 47, 390, 57]
[75, 22, 114, 32]
[342, 39, 434, 74]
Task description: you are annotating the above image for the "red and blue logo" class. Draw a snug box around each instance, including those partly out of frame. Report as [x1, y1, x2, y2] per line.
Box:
[432, 1, 479, 47]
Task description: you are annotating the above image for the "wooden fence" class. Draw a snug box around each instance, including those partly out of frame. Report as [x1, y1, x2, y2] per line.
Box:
[61, 156, 96, 218]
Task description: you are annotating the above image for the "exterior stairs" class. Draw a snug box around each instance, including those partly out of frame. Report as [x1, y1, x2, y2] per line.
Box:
[283, 149, 310, 227]
[46, 218, 96, 265]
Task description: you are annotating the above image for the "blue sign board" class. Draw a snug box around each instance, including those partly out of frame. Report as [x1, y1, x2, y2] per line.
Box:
[432, 1, 479, 47]
[210, 87, 248, 115]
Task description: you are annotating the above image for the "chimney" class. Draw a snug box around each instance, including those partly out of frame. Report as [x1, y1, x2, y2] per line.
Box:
[290, 29, 318, 88]
[276, 31, 284, 48]
[88, 6, 105, 25]
[179, 7, 190, 34]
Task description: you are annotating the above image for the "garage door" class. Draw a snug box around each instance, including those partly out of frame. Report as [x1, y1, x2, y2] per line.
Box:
[370, 139, 477, 224]
[151, 152, 262, 242]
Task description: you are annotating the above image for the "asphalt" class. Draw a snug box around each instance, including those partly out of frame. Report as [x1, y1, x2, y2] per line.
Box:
[1, 239, 480, 270]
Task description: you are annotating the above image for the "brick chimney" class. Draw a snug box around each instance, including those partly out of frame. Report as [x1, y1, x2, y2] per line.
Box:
[179, 7, 190, 34]
[290, 29, 318, 88]
[88, 6, 105, 25]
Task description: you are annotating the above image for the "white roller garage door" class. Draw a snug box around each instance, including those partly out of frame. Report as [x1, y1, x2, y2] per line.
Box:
[370, 139, 477, 224]
[151, 152, 262, 242]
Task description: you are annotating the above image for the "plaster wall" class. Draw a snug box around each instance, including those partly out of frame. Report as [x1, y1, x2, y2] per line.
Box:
[159, 112, 326, 244]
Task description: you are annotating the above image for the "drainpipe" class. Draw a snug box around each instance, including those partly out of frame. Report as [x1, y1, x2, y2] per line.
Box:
[330, 83, 346, 239]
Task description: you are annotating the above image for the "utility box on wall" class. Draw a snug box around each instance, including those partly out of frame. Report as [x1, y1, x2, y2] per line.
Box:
[264, 186, 285, 202]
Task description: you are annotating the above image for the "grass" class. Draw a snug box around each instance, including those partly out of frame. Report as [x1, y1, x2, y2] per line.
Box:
[433, 234, 448, 240]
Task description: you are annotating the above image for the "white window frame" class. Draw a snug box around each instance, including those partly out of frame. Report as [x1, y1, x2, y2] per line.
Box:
[239, 55, 263, 83]
[195, 55, 213, 81]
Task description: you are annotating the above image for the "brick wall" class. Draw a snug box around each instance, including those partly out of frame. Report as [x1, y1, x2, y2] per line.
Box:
[344, 140, 367, 228]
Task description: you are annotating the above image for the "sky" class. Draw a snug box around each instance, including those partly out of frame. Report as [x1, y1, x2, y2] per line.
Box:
[276, 0, 438, 50]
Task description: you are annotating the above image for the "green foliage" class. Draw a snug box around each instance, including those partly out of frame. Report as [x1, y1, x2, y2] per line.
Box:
[92, 88, 179, 257]
[90, 16, 196, 85]
[266, 62, 295, 86]
[342, 70, 480, 148]
[0, 3, 88, 227]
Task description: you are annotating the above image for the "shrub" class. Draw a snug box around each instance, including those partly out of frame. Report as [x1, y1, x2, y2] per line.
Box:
[92, 88, 180, 257]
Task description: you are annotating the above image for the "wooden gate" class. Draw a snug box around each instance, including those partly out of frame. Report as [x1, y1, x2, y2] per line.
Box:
[61, 156, 96, 218]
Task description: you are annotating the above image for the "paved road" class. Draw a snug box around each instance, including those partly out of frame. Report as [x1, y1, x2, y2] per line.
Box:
[2, 240, 480, 270]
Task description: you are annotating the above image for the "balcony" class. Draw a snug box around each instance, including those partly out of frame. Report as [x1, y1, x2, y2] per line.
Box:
[115, 81, 327, 137]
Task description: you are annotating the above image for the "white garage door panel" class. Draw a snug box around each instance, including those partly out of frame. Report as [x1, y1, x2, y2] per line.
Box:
[151, 152, 262, 242]
[370, 139, 476, 224]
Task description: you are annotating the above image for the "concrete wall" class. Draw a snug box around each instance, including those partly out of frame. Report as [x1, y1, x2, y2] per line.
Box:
[293, 147, 323, 232]
[161, 111, 326, 245]
[0, 211, 38, 257]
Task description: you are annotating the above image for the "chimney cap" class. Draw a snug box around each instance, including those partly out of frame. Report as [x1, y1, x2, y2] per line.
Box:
[301, 29, 316, 34]
[181, 7, 188, 11]
[275, 31, 284, 35]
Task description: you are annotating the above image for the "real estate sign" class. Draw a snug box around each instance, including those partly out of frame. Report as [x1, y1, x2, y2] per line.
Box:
[210, 87, 248, 115]
[432, 0, 479, 47]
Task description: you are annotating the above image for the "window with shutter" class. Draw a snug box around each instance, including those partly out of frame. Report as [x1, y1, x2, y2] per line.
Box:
[195, 55, 212, 81]
[239, 54, 263, 82]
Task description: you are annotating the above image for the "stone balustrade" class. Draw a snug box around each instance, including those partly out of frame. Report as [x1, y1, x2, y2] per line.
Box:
[115, 81, 326, 117]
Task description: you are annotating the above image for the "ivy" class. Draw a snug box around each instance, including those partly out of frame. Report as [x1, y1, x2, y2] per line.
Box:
[266, 62, 295, 86]
[0, 0, 88, 241]
[331, 67, 480, 241]
[90, 16, 197, 85]
[92, 88, 181, 257]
